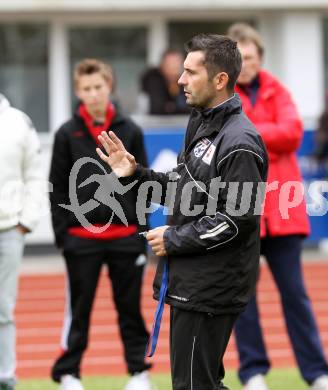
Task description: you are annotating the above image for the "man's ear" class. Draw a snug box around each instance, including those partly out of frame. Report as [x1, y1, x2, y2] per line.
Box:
[214, 72, 229, 92]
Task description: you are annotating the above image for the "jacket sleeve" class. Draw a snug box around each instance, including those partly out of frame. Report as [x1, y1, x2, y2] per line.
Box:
[127, 164, 173, 206]
[19, 118, 44, 231]
[256, 87, 303, 154]
[49, 129, 72, 247]
[164, 148, 266, 255]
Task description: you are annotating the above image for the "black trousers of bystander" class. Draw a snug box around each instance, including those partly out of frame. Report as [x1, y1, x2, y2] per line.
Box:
[51, 250, 150, 382]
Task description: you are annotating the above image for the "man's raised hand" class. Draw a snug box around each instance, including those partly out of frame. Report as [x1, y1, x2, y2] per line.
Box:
[96, 131, 137, 177]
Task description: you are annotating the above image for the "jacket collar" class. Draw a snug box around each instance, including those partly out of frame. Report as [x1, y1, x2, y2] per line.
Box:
[74, 99, 125, 128]
[184, 93, 242, 154]
[199, 93, 241, 123]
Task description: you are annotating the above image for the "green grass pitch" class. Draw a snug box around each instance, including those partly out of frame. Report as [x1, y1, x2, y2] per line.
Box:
[16, 369, 308, 389]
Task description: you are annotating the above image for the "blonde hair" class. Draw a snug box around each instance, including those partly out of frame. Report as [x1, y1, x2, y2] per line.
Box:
[227, 23, 264, 57]
[74, 58, 113, 86]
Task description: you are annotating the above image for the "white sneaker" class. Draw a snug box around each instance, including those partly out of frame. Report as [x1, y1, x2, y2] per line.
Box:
[311, 375, 328, 390]
[60, 375, 84, 390]
[244, 374, 269, 390]
[124, 371, 153, 390]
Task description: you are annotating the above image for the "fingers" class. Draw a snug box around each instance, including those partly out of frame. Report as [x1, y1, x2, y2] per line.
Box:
[153, 246, 167, 256]
[146, 230, 156, 241]
[98, 132, 117, 156]
[98, 131, 127, 158]
[154, 248, 166, 256]
[147, 237, 160, 246]
[146, 227, 162, 242]
[108, 131, 125, 150]
[146, 229, 167, 256]
[126, 152, 135, 164]
[96, 147, 109, 162]
[149, 241, 166, 256]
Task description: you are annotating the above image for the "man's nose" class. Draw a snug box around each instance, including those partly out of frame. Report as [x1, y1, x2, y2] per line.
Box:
[178, 73, 185, 86]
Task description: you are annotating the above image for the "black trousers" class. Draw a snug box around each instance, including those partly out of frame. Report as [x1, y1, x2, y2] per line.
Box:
[170, 306, 237, 390]
[51, 250, 150, 382]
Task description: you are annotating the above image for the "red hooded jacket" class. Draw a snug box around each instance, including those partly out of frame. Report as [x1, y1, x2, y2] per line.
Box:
[236, 70, 310, 237]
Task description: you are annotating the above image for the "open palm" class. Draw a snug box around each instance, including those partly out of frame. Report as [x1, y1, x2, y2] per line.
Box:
[96, 131, 137, 177]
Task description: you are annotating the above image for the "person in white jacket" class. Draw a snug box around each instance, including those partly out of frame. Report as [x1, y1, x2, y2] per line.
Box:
[0, 94, 42, 390]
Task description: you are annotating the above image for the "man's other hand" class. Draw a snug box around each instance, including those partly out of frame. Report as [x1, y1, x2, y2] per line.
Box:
[146, 226, 170, 257]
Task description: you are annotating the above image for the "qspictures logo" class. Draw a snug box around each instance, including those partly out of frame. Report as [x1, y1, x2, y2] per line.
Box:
[56, 157, 328, 233]
[59, 157, 137, 233]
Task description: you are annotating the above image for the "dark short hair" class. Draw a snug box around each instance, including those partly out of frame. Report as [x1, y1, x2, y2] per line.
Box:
[185, 33, 242, 90]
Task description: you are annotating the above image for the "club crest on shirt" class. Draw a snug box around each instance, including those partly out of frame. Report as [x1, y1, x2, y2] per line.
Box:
[202, 144, 216, 165]
[193, 138, 211, 158]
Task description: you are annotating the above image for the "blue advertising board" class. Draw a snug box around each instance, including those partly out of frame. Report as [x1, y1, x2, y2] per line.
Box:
[298, 130, 328, 243]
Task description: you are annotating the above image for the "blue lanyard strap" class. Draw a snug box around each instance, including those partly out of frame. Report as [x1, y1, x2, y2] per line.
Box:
[146, 261, 168, 357]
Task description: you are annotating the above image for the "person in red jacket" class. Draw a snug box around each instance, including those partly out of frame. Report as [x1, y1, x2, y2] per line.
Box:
[228, 23, 328, 390]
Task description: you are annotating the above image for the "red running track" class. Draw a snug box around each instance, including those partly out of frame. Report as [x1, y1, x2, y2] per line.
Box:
[15, 261, 328, 379]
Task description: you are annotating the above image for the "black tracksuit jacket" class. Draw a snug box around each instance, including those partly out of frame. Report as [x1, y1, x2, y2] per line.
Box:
[49, 107, 148, 255]
[131, 94, 268, 314]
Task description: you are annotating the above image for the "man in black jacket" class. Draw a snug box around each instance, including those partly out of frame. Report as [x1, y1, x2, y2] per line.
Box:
[97, 35, 268, 390]
[49, 59, 152, 390]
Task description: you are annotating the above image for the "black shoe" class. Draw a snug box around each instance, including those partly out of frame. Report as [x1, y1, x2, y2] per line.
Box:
[219, 382, 229, 390]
